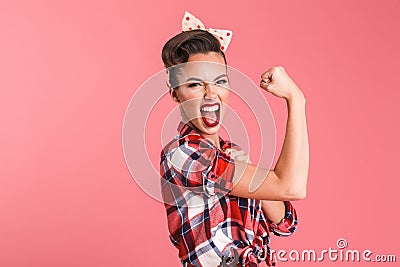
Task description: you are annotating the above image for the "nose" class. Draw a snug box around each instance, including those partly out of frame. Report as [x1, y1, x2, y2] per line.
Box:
[204, 82, 218, 99]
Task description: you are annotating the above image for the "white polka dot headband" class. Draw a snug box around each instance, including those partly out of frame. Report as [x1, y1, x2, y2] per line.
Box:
[182, 11, 233, 52]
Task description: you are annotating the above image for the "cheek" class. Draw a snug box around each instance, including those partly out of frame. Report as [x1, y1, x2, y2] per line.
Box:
[178, 92, 202, 113]
[219, 90, 231, 103]
[178, 90, 201, 102]
[180, 96, 201, 108]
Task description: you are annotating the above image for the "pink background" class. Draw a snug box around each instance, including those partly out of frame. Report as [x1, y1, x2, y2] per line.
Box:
[1, 0, 399, 266]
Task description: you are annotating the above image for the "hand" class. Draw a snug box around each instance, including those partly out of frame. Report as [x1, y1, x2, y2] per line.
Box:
[260, 66, 304, 100]
[224, 148, 252, 164]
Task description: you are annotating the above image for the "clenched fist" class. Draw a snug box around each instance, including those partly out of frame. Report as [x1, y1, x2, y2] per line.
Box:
[260, 66, 304, 100]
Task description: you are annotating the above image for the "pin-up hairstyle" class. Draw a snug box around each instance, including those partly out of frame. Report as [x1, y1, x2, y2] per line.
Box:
[161, 29, 227, 68]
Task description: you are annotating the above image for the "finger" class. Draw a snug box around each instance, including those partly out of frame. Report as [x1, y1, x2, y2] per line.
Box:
[224, 148, 233, 155]
[261, 69, 273, 80]
[260, 79, 270, 87]
[260, 78, 270, 84]
[261, 75, 271, 83]
[260, 80, 271, 91]
[231, 150, 246, 158]
[234, 154, 249, 163]
[224, 148, 242, 158]
[230, 150, 248, 158]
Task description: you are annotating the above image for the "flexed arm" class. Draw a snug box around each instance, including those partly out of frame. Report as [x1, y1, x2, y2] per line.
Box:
[264, 66, 309, 198]
[230, 66, 309, 201]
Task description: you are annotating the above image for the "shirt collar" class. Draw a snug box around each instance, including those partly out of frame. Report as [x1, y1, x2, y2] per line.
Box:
[177, 121, 231, 150]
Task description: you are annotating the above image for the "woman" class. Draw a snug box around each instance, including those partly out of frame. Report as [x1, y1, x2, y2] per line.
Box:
[160, 16, 309, 267]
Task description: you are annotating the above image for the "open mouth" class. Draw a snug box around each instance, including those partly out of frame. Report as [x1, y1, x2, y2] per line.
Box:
[200, 103, 220, 127]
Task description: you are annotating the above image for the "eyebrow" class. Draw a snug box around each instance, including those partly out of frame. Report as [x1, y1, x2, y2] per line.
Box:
[185, 74, 228, 83]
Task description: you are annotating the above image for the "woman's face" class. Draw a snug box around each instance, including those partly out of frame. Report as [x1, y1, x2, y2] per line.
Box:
[171, 52, 230, 137]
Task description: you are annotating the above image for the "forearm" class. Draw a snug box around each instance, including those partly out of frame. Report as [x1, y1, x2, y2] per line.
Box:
[274, 91, 309, 198]
[261, 200, 285, 223]
[262, 200, 298, 237]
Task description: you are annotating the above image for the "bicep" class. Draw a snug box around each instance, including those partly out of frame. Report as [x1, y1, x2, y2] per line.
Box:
[230, 161, 294, 200]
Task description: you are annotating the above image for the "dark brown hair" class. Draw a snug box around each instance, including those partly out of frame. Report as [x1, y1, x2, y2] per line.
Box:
[161, 29, 227, 68]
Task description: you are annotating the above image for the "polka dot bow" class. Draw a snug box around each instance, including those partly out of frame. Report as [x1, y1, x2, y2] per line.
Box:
[182, 11, 233, 52]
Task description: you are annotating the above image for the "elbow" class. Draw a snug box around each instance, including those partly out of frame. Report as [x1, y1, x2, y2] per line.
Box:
[283, 187, 307, 200]
[278, 174, 308, 200]
[273, 172, 308, 200]
[293, 190, 307, 200]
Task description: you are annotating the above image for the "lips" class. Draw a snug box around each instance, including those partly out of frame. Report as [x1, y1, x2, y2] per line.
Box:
[200, 103, 220, 127]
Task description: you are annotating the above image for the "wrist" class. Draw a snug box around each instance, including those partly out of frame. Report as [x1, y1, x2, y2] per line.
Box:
[285, 89, 305, 104]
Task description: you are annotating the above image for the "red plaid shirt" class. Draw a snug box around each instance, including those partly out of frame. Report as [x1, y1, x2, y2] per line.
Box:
[160, 122, 297, 267]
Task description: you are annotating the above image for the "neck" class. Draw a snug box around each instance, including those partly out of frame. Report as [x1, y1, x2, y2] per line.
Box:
[203, 134, 221, 150]
[187, 121, 221, 150]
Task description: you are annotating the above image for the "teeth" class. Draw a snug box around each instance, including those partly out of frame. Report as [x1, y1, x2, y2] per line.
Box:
[201, 104, 219, 112]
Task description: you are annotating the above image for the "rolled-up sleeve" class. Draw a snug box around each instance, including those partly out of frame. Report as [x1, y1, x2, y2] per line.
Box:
[268, 201, 298, 237]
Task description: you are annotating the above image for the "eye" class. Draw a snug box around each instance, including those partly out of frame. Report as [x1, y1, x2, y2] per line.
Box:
[188, 82, 203, 88]
[216, 79, 228, 86]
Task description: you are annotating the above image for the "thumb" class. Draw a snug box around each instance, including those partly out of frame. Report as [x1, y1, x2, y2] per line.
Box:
[260, 78, 275, 92]
[260, 71, 275, 90]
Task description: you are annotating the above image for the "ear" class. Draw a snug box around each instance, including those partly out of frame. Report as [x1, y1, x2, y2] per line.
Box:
[170, 88, 180, 103]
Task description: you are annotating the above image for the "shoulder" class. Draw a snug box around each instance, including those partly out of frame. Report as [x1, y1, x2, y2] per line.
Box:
[162, 133, 214, 156]
[161, 133, 217, 172]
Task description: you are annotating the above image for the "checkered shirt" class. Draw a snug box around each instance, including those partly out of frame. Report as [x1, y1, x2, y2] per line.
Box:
[160, 122, 298, 267]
